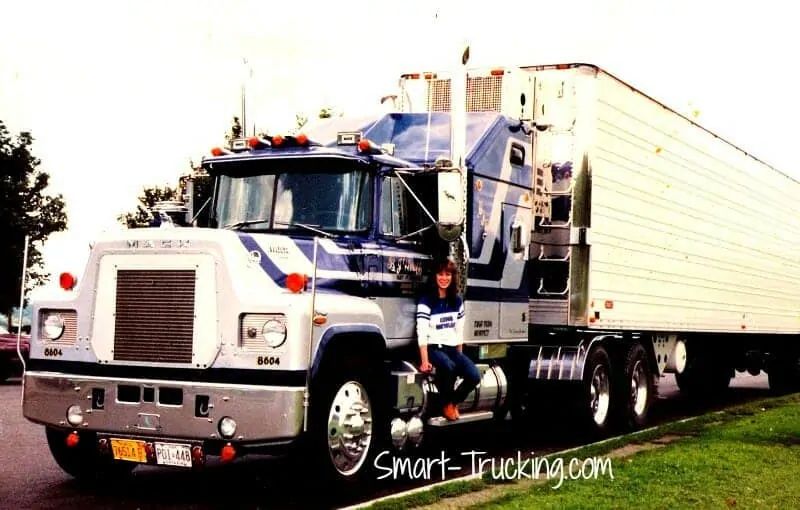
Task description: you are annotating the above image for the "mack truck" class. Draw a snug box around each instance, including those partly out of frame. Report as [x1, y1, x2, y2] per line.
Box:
[22, 62, 800, 486]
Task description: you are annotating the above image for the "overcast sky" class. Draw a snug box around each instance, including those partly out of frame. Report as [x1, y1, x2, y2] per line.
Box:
[1, 0, 796, 298]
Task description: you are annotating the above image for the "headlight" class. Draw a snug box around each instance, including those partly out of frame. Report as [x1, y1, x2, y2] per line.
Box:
[43, 314, 65, 340]
[218, 416, 237, 439]
[66, 404, 83, 426]
[261, 319, 287, 348]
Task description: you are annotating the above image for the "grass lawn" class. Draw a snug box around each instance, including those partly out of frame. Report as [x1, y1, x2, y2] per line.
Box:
[364, 394, 800, 510]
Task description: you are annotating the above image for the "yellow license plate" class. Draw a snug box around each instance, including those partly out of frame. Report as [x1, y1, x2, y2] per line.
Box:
[110, 438, 148, 463]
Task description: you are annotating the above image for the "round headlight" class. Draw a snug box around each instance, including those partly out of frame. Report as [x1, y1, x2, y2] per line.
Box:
[261, 319, 287, 348]
[66, 404, 83, 426]
[218, 416, 237, 439]
[43, 314, 65, 340]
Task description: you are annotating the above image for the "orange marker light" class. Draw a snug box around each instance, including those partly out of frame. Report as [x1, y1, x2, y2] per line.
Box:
[286, 273, 307, 293]
[358, 139, 371, 152]
[248, 136, 260, 148]
[296, 133, 308, 145]
[191, 445, 205, 466]
[220, 443, 236, 462]
[65, 432, 79, 448]
[211, 147, 223, 156]
[272, 135, 284, 147]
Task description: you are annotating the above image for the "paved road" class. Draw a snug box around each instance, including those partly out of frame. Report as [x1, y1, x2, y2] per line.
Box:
[0, 373, 772, 510]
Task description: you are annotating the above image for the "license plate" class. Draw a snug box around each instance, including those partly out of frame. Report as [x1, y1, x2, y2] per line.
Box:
[154, 442, 193, 468]
[110, 438, 148, 463]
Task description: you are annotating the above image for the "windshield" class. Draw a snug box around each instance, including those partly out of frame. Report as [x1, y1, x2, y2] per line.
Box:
[214, 158, 374, 233]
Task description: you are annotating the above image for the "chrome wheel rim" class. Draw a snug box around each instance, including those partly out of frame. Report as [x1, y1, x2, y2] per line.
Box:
[590, 363, 610, 426]
[631, 360, 648, 417]
[326, 381, 373, 476]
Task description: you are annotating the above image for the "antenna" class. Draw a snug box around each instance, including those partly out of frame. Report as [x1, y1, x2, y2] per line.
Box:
[450, 39, 469, 169]
[241, 57, 249, 137]
[423, 8, 440, 164]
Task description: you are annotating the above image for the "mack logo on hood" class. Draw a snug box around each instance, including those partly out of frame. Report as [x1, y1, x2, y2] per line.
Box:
[127, 239, 191, 249]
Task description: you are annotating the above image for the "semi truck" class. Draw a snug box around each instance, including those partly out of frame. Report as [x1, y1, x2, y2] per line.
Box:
[21, 61, 800, 486]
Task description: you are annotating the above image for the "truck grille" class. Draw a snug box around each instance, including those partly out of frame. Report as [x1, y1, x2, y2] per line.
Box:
[113, 269, 196, 363]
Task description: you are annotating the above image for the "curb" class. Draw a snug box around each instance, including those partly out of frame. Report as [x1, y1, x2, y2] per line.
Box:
[338, 412, 720, 510]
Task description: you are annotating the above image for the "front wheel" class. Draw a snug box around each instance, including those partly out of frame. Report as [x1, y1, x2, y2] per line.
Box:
[307, 361, 387, 486]
[46, 427, 136, 483]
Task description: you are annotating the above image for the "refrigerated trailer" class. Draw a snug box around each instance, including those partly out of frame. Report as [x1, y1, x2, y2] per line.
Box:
[22, 62, 800, 487]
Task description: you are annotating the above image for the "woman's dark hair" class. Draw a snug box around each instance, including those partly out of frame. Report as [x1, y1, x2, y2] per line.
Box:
[425, 258, 461, 307]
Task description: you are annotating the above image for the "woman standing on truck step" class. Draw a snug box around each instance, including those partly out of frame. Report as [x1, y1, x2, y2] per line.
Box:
[416, 258, 482, 421]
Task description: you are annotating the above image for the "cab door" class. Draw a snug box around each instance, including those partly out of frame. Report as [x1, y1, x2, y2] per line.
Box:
[499, 202, 530, 338]
[376, 174, 429, 342]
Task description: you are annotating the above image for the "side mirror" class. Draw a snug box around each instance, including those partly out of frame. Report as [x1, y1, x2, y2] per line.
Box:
[436, 169, 464, 242]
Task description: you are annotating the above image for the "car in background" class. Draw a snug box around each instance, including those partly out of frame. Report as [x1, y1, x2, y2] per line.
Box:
[0, 322, 29, 382]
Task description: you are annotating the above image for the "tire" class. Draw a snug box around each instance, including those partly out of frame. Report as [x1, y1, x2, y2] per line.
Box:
[617, 343, 654, 430]
[582, 346, 614, 437]
[45, 427, 136, 483]
[306, 357, 388, 487]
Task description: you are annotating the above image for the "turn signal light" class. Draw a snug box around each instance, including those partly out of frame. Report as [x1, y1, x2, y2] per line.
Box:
[220, 443, 236, 462]
[65, 431, 79, 448]
[192, 445, 205, 466]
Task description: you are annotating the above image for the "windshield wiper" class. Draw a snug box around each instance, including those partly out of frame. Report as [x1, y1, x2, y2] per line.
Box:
[273, 221, 335, 238]
[223, 218, 271, 230]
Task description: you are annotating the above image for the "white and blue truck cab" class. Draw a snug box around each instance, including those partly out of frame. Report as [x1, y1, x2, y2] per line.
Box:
[25, 61, 797, 486]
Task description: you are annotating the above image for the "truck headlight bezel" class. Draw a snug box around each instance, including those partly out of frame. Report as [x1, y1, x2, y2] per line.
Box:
[261, 319, 287, 348]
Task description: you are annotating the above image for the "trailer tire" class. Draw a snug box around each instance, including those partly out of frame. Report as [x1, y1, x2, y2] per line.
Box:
[582, 346, 614, 436]
[306, 356, 388, 488]
[617, 343, 653, 430]
[45, 427, 136, 484]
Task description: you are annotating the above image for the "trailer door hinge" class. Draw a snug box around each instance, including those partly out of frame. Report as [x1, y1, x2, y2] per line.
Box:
[569, 227, 590, 246]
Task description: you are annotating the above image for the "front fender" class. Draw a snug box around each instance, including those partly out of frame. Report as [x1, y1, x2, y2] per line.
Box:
[307, 293, 386, 380]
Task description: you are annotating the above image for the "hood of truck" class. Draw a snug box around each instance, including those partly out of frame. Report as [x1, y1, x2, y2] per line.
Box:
[89, 226, 409, 300]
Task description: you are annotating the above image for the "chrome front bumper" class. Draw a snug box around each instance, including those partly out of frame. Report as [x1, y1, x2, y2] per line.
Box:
[23, 371, 305, 443]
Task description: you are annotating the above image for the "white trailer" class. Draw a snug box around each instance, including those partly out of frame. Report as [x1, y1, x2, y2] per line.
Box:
[400, 63, 800, 432]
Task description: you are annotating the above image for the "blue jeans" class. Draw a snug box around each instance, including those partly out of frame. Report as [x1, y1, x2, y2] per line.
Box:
[428, 345, 482, 405]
